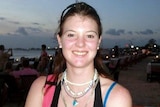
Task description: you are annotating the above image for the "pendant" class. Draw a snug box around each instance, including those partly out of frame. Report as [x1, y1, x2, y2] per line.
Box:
[73, 99, 78, 107]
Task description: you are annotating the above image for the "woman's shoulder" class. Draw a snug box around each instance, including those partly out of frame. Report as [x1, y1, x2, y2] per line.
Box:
[99, 76, 132, 107]
[32, 74, 58, 87]
[25, 76, 47, 107]
[99, 76, 130, 94]
[99, 76, 116, 94]
[31, 76, 46, 89]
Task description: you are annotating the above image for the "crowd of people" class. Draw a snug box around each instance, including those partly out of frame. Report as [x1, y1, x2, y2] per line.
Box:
[0, 44, 53, 106]
[0, 44, 53, 75]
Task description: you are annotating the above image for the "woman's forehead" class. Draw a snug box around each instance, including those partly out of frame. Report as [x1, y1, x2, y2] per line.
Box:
[63, 15, 98, 31]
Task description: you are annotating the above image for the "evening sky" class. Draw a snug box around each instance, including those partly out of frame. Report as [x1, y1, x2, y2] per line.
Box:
[0, 0, 160, 49]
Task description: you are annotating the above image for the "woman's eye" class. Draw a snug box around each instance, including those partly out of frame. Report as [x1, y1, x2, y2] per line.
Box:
[64, 33, 77, 40]
[85, 33, 99, 41]
[67, 34, 74, 37]
[87, 35, 94, 38]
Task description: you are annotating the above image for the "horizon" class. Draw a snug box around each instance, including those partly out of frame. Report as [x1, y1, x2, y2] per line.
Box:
[0, 0, 160, 49]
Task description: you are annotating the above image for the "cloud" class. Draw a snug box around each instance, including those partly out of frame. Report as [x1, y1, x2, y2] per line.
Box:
[15, 27, 28, 36]
[13, 26, 44, 36]
[105, 28, 157, 36]
[135, 29, 155, 35]
[140, 29, 154, 35]
[31, 22, 46, 27]
[26, 27, 42, 32]
[0, 17, 20, 25]
[32, 22, 41, 26]
[105, 29, 125, 36]
[8, 21, 20, 25]
[4, 25, 51, 38]
[0, 17, 6, 20]
[127, 31, 133, 35]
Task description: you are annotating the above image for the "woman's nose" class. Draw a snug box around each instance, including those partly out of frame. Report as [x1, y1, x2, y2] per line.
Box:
[75, 37, 85, 47]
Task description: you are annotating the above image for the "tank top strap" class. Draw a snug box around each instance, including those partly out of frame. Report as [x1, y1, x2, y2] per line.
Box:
[42, 74, 57, 107]
[94, 81, 103, 107]
[103, 82, 117, 107]
[51, 81, 61, 107]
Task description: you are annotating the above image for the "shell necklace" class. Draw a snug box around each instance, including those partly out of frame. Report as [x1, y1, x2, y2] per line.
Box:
[63, 69, 98, 86]
[61, 84, 96, 107]
[61, 69, 98, 107]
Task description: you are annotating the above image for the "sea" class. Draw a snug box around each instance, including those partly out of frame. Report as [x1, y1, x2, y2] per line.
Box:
[10, 49, 55, 61]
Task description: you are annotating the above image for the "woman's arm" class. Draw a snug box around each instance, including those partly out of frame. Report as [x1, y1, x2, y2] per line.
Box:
[105, 84, 132, 107]
[100, 77, 132, 107]
[25, 76, 46, 107]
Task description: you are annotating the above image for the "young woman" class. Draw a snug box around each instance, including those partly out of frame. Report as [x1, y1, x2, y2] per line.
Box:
[25, 2, 132, 107]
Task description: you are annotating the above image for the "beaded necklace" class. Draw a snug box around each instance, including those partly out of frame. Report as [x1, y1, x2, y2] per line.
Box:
[61, 85, 95, 107]
[63, 69, 98, 86]
[61, 76, 99, 107]
[61, 69, 98, 107]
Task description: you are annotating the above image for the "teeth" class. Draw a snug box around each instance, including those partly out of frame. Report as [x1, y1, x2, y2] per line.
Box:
[73, 51, 87, 55]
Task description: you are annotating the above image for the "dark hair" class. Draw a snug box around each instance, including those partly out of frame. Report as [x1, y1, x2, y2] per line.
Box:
[41, 44, 46, 50]
[58, 2, 102, 37]
[53, 2, 110, 78]
[5, 61, 13, 70]
[22, 58, 29, 67]
[0, 45, 5, 51]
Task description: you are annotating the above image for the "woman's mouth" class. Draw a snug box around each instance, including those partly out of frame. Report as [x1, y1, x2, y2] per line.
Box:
[73, 51, 87, 56]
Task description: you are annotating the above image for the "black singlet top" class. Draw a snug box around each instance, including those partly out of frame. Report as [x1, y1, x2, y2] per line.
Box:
[50, 81, 103, 107]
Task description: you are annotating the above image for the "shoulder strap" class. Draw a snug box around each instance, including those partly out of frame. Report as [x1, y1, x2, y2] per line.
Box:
[94, 81, 103, 107]
[103, 82, 116, 107]
[42, 74, 57, 107]
[51, 81, 61, 107]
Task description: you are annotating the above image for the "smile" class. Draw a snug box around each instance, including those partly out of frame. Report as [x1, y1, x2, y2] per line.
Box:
[73, 51, 87, 56]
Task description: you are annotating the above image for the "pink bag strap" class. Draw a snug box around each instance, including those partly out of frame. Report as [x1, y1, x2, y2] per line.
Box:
[42, 75, 57, 107]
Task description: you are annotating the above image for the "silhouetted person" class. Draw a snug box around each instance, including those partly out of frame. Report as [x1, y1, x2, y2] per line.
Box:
[0, 45, 12, 72]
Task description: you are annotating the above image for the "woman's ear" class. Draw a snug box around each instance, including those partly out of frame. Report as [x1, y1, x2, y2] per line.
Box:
[97, 36, 102, 50]
[57, 34, 62, 48]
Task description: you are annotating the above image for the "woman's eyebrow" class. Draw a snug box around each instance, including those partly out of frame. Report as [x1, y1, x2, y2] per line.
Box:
[63, 30, 75, 34]
[63, 29, 98, 35]
[86, 30, 98, 35]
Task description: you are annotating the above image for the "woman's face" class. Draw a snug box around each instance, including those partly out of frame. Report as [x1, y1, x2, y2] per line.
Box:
[57, 15, 101, 68]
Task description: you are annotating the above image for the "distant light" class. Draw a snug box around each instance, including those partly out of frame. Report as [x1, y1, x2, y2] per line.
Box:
[55, 46, 58, 49]
[155, 55, 159, 59]
[49, 57, 53, 60]
[47, 47, 50, 50]
[112, 55, 115, 58]
[133, 52, 137, 55]
[131, 45, 134, 48]
[106, 55, 109, 59]
[15, 58, 19, 62]
[154, 45, 156, 48]
[136, 47, 139, 50]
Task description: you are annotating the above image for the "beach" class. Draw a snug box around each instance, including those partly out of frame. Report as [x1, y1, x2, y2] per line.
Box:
[119, 56, 160, 106]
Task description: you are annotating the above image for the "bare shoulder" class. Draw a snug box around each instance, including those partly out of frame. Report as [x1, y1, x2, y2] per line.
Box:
[28, 76, 47, 95]
[32, 76, 46, 87]
[100, 76, 132, 107]
[25, 76, 46, 107]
